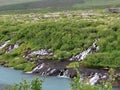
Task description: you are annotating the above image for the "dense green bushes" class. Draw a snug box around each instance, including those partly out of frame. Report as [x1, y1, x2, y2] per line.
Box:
[0, 10, 120, 69]
[82, 51, 120, 67]
[5, 77, 43, 90]
[70, 68, 115, 90]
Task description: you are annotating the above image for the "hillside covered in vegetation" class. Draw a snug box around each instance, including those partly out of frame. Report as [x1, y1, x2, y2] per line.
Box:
[0, 9, 120, 72]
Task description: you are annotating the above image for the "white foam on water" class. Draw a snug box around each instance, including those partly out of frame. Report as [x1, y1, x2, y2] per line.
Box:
[89, 73, 99, 86]
[58, 70, 69, 78]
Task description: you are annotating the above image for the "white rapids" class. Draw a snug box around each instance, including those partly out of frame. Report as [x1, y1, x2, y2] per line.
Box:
[89, 73, 100, 86]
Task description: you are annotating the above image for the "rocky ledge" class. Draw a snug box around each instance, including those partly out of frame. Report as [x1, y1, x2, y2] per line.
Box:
[26, 59, 120, 86]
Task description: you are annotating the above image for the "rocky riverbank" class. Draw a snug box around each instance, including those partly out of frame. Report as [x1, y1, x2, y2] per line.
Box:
[25, 59, 120, 87]
[0, 40, 120, 87]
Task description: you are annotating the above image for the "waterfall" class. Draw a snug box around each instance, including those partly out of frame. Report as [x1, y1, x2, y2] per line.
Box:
[89, 73, 99, 86]
[49, 69, 56, 74]
[6, 43, 19, 53]
[29, 49, 53, 56]
[79, 72, 107, 86]
[0, 40, 10, 51]
[25, 49, 53, 58]
[69, 39, 99, 61]
[58, 69, 69, 78]
[26, 63, 45, 74]
[46, 68, 58, 76]
[32, 63, 45, 72]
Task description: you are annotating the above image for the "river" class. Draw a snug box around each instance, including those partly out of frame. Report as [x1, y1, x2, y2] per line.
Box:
[0, 66, 71, 90]
[0, 66, 119, 90]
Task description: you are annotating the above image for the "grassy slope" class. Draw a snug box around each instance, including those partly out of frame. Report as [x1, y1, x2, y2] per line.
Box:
[0, 0, 120, 11]
[0, 10, 120, 71]
[0, 0, 40, 6]
[0, 0, 120, 71]
[73, 0, 120, 9]
[0, 0, 84, 11]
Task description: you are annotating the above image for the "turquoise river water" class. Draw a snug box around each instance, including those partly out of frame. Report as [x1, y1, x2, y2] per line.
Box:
[0, 66, 71, 90]
[0, 66, 119, 90]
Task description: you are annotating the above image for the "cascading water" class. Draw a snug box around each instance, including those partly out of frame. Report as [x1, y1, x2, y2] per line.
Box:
[0, 40, 120, 89]
[69, 39, 99, 61]
[79, 72, 108, 86]
[26, 63, 45, 74]
[6, 43, 19, 53]
[58, 69, 69, 78]
[0, 40, 10, 51]
[49, 69, 56, 74]
[29, 49, 53, 56]
[89, 73, 100, 85]
[27, 39, 100, 79]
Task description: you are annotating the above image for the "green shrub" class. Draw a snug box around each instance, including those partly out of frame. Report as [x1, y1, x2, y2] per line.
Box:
[5, 77, 43, 90]
[70, 69, 115, 90]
